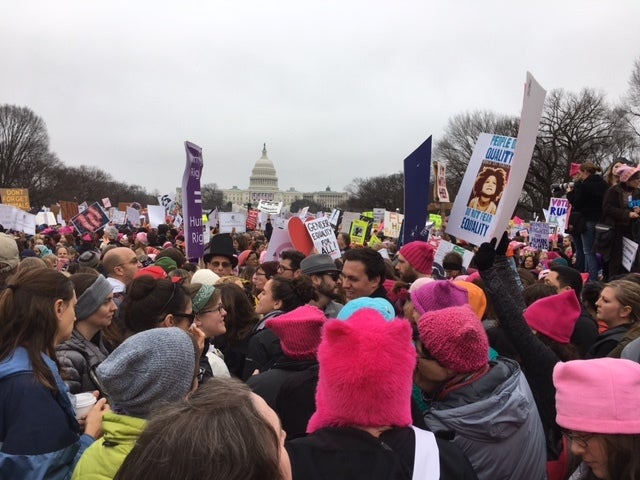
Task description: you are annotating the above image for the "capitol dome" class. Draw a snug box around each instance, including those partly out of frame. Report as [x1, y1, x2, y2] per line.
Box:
[249, 143, 279, 191]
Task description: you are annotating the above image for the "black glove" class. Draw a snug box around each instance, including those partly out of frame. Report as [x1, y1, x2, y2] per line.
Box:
[474, 237, 497, 271]
[495, 231, 509, 256]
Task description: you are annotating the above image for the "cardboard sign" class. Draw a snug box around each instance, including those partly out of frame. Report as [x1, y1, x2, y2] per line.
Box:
[148, 205, 166, 228]
[350, 219, 369, 246]
[548, 197, 569, 232]
[435, 161, 450, 202]
[71, 202, 110, 234]
[0, 188, 30, 211]
[257, 200, 283, 215]
[111, 210, 127, 225]
[127, 207, 141, 227]
[340, 211, 361, 234]
[433, 239, 474, 269]
[246, 210, 259, 230]
[383, 211, 403, 238]
[328, 208, 342, 227]
[622, 237, 639, 272]
[305, 217, 340, 259]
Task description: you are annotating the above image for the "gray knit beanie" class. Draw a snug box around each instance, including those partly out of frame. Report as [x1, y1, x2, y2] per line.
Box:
[75, 275, 114, 321]
[96, 327, 196, 418]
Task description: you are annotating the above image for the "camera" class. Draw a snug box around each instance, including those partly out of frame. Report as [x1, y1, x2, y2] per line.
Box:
[551, 182, 574, 195]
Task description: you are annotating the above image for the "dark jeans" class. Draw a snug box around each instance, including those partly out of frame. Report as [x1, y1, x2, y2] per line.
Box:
[581, 221, 598, 281]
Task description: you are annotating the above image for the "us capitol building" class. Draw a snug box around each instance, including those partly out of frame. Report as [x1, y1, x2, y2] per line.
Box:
[221, 144, 348, 211]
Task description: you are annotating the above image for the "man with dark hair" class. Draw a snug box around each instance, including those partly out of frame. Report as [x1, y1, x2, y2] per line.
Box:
[278, 250, 305, 279]
[341, 248, 387, 301]
[545, 264, 598, 356]
[300, 254, 343, 318]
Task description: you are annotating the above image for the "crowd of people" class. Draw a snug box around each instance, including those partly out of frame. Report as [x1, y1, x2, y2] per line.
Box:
[1, 189, 640, 479]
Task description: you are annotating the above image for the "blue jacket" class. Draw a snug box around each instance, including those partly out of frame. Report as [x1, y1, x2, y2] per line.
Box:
[0, 347, 94, 479]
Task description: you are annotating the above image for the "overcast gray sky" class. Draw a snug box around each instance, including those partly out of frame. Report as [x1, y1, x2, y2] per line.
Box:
[2, 0, 639, 197]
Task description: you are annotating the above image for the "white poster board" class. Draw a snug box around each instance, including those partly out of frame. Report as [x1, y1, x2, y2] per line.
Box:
[446, 72, 546, 246]
[529, 222, 550, 251]
[622, 237, 639, 272]
[305, 217, 341, 260]
[383, 211, 404, 238]
[433, 239, 474, 269]
[264, 228, 294, 263]
[147, 205, 166, 228]
[548, 198, 569, 233]
[340, 212, 361, 234]
[218, 212, 247, 233]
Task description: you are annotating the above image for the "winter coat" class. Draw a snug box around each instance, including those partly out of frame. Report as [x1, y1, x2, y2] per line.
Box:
[243, 310, 285, 378]
[585, 323, 633, 358]
[286, 426, 478, 480]
[424, 357, 547, 480]
[57, 329, 110, 394]
[71, 412, 146, 480]
[600, 184, 640, 276]
[566, 174, 608, 222]
[0, 347, 94, 480]
[480, 255, 568, 460]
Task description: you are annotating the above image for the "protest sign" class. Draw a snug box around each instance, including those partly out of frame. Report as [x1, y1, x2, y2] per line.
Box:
[434, 161, 450, 202]
[340, 211, 360, 234]
[328, 208, 342, 227]
[403, 136, 432, 245]
[35, 212, 57, 226]
[446, 72, 546, 245]
[0, 188, 30, 211]
[182, 142, 205, 259]
[548, 198, 569, 232]
[433, 239, 474, 269]
[102, 197, 111, 209]
[272, 216, 287, 229]
[297, 206, 309, 219]
[111, 210, 127, 225]
[529, 222, 550, 250]
[13, 209, 36, 235]
[383, 211, 403, 238]
[246, 210, 259, 230]
[622, 237, 639, 272]
[147, 205, 166, 228]
[350, 219, 369, 246]
[71, 202, 109, 235]
[219, 212, 246, 233]
[127, 207, 141, 227]
[158, 193, 176, 213]
[373, 208, 385, 224]
[264, 228, 294, 263]
[305, 217, 340, 259]
[257, 200, 283, 215]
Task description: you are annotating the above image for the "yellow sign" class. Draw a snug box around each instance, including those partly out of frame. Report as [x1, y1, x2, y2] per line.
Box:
[0, 188, 30, 211]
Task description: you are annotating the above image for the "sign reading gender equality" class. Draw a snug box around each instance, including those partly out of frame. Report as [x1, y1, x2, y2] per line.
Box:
[182, 141, 205, 260]
[446, 72, 546, 245]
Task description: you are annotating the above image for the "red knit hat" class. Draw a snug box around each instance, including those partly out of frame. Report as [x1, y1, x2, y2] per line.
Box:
[265, 305, 326, 360]
[554, 358, 640, 434]
[418, 305, 488, 374]
[307, 310, 414, 432]
[399, 241, 434, 275]
[237, 249, 254, 267]
[410, 280, 468, 316]
[523, 290, 581, 344]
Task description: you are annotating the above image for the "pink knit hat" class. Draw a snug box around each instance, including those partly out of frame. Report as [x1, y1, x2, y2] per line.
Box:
[554, 358, 640, 434]
[618, 165, 640, 184]
[307, 310, 414, 432]
[453, 280, 487, 318]
[418, 305, 488, 374]
[410, 280, 468, 316]
[265, 305, 326, 360]
[399, 241, 434, 275]
[135, 232, 148, 245]
[523, 290, 581, 344]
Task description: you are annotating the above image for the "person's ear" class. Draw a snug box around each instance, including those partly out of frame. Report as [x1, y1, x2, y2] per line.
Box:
[54, 298, 66, 320]
[161, 313, 175, 327]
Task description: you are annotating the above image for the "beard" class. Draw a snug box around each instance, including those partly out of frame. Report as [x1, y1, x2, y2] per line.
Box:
[317, 279, 341, 300]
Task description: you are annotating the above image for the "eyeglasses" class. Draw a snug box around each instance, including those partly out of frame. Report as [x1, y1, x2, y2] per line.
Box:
[323, 271, 341, 281]
[277, 264, 294, 273]
[171, 312, 196, 322]
[209, 261, 232, 269]
[254, 271, 266, 277]
[562, 430, 595, 449]
[198, 304, 226, 315]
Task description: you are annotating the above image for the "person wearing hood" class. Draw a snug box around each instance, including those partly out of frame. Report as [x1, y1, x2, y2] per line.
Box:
[415, 305, 547, 480]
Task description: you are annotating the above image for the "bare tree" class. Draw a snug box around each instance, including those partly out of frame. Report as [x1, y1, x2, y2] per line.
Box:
[201, 183, 224, 211]
[341, 172, 404, 212]
[0, 105, 61, 201]
[622, 58, 640, 138]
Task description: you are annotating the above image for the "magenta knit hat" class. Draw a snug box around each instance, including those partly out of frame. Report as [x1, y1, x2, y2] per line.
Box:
[307, 310, 414, 432]
[399, 241, 434, 275]
[618, 165, 640, 184]
[410, 280, 468, 316]
[265, 305, 326, 360]
[554, 358, 640, 434]
[418, 305, 488, 374]
[523, 290, 581, 344]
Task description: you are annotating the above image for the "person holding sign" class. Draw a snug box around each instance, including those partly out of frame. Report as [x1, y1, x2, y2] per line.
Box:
[467, 166, 507, 215]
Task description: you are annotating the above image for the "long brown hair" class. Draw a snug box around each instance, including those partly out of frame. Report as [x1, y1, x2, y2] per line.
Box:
[565, 434, 640, 480]
[0, 269, 75, 391]
[115, 378, 284, 480]
[216, 282, 259, 344]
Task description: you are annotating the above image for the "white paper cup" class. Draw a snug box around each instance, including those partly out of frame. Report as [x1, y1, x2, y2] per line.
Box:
[74, 392, 97, 419]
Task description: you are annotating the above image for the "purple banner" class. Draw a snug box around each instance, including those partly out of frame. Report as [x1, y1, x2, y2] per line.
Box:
[182, 141, 205, 260]
[402, 136, 432, 246]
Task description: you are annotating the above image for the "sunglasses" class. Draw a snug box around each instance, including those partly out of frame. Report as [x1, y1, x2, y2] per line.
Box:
[171, 312, 196, 322]
[323, 271, 341, 281]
